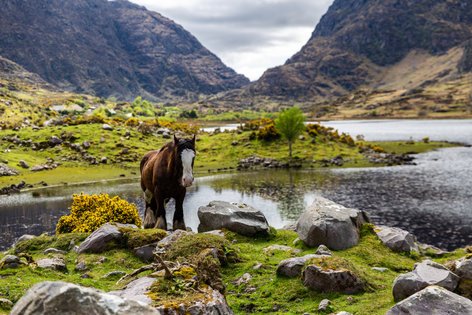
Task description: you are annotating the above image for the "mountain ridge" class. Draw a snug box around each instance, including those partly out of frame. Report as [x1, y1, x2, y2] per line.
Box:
[0, 0, 249, 101]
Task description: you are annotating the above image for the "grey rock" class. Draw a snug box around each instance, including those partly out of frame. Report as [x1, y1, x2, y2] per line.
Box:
[303, 264, 365, 294]
[417, 242, 449, 257]
[233, 273, 252, 286]
[157, 128, 170, 135]
[102, 124, 113, 131]
[336, 312, 353, 315]
[44, 248, 67, 255]
[0, 255, 24, 269]
[392, 260, 459, 301]
[75, 261, 88, 272]
[133, 244, 157, 262]
[10, 281, 159, 315]
[110, 277, 156, 305]
[101, 156, 108, 164]
[77, 223, 138, 254]
[14, 234, 36, 247]
[318, 299, 331, 311]
[263, 244, 301, 255]
[162, 132, 171, 139]
[0, 298, 13, 310]
[37, 258, 67, 272]
[375, 226, 419, 253]
[315, 244, 332, 256]
[253, 263, 263, 270]
[455, 257, 472, 280]
[49, 136, 62, 146]
[198, 201, 270, 236]
[0, 163, 18, 176]
[82, 141, 91, 149]
[18, 160, 29, 169]
[372, 267, 389, 272]
[277, 254, 327, 278]
[387, 285, 472, 315]
[296, 197, 369, 250]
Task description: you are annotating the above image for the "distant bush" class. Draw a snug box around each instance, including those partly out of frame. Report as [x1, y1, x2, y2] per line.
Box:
[257, 124, 280, 141]
[179, 110, 198, 119]
[56, 193, 142, 234]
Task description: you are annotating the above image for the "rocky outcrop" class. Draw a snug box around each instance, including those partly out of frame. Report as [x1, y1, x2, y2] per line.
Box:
[375, 226, 419, 253]
[0, 0, 249, 101]
[392, 260, 459, 301]
[296, 197, 369, 250]
[10, 281, 160, 315]
[77, 223, 138, 254]
[198, 201, 270, 236]
[0, 163, 18, 176]
[387, 285, 472, 315]
[277, 254, 327, 278]
[302, 264, 365, 294]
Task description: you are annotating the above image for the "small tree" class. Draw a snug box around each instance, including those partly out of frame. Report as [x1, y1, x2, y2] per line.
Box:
[275, 107, 305, 160]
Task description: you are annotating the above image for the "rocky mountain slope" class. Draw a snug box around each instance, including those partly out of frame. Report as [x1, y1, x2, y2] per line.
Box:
[0, 0, 249, 101]
[248, 0, 472, 103]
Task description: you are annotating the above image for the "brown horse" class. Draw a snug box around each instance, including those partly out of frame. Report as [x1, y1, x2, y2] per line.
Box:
[140, 135, 196, 230]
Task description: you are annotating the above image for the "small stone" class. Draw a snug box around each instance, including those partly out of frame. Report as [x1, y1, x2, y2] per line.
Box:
[100, 156, 108, 164]
[102, 124, 113, 131]
[318, 299, 331, 311]
[82, 141, 91, 149]
[80, 273, 92, 279]
[0, 255, 24, 269]
[277, 254, 327, 278]
[37, 258, 67, 272]
[18, 160, 29, 169]
[253, 263, 263, 270]
[315, 244, 332, 256]
[44, 248, 67, 255]
[133, 244, 156, 262]
[372, 267, 389, 272]
[337, 312, 353, 315]
[75, 261, 88, 272]
[233, 273, 252, 286]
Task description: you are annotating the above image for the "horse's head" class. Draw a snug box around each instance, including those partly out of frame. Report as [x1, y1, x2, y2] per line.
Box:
[174, 134, 196, 188]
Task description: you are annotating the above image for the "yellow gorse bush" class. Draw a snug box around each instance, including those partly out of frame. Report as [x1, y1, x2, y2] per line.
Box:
[56, 193, 142, 234]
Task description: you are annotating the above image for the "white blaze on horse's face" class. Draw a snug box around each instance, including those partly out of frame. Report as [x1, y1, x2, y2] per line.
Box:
[181, 149, 195, 187]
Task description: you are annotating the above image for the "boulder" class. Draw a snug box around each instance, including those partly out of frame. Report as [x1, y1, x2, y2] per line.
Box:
[10, 281, 159, 315]
[387, 285, 472, 315]
[110, 277, 156, 305]
[48, 136, 62, 146]
[296, 197, 369, 250]
[133, 244, 157, 262]
[375, 226, 419, 253]
[455, 257, 472, 280]
[0, 298, 13, 310]
[18, 160, 29, 169]
[0, 255, 25, 269]
[318, 299, 331, 312]
[302, 265, 365, 294]
[392, 260, 459, 301]
[198, 201, 270, 236]
[37, 258, 67, 272]
[77, 223, 138, 254]
[277, 254, 328, 278]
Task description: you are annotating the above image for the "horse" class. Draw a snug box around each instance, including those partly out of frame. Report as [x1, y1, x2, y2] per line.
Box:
[140, 135, 196, 231]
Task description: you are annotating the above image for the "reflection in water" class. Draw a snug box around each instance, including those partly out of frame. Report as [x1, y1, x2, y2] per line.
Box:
[1, 147, 471, 251]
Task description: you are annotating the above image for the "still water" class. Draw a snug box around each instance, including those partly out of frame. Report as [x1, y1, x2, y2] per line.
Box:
[1, 120, 471, 251]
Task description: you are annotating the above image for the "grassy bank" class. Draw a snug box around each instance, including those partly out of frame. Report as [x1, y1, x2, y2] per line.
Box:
[0, 227, 468, 315]
[0, 123, 457, 188]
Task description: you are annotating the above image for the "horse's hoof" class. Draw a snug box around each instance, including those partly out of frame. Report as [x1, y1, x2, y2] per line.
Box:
[173, 220, 186, 231]
[143, 208, 156, 229]
[155, 216, 167, 230]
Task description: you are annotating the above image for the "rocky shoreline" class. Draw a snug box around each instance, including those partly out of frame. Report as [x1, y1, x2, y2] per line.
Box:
[1, 197, 471, 314]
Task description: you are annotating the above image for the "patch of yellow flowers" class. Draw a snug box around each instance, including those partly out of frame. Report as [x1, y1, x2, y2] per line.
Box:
[56, 193, 142, 234]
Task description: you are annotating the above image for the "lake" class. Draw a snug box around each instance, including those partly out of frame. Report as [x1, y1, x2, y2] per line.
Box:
[1, 119, 471, 251]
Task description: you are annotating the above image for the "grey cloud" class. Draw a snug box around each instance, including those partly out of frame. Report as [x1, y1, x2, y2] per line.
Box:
[130, 0, 334, 79]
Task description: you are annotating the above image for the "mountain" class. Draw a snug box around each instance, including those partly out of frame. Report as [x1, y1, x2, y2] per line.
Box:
[249, 0, 472, 102]
[0, 0, 249, 101]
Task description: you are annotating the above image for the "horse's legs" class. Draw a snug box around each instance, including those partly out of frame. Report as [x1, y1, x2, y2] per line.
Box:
[173, 190, 186, 231]
[154, 191, 167, 230]
[143, 189, 157, 228]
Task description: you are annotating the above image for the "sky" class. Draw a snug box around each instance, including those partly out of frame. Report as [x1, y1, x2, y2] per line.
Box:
[129, 0, 334, 81]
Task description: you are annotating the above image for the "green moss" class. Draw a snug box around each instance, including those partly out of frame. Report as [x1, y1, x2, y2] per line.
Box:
[120, 228, 167, 249]
[13, 233, 88, 254]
